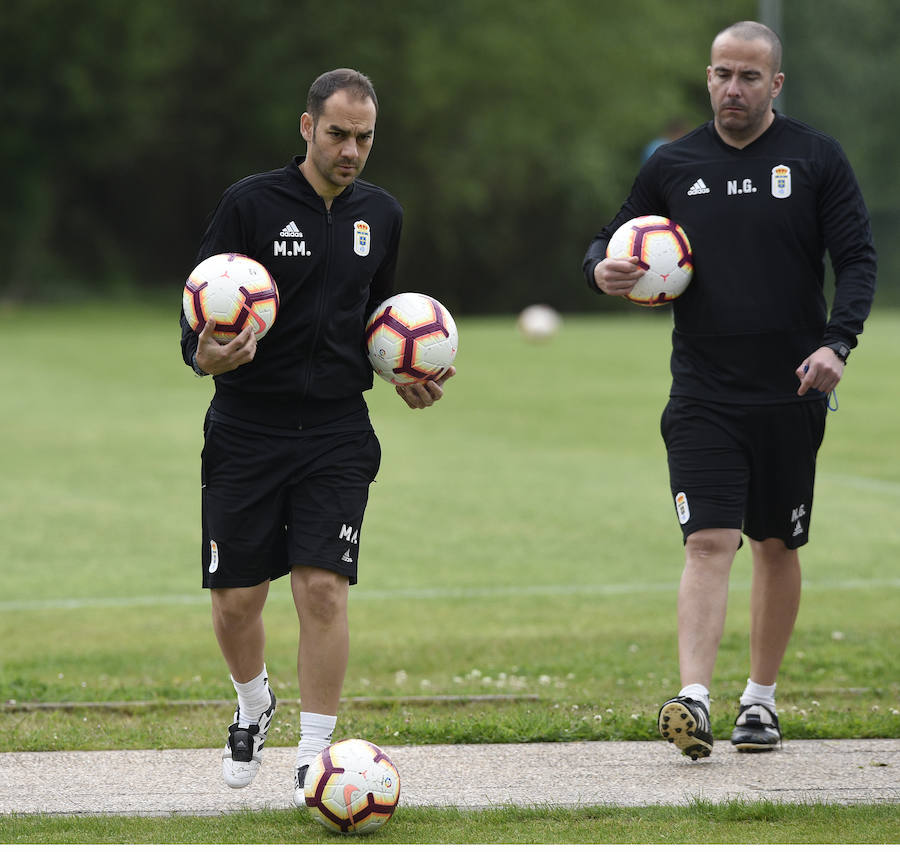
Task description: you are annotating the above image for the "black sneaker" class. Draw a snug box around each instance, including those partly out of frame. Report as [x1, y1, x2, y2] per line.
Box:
[292, 764, 309, 808]
[658, 696, 713, 760]
[221, 686, 276, 788]
[731, 703, 782, 751]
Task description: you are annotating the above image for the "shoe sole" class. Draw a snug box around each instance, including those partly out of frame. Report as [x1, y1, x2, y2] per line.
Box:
[658, 700, 712, 760]
[222, 759, 261, 788]
[732, 739, 779, 752]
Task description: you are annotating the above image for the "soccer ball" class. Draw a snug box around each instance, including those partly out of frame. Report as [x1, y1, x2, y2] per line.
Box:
[605, 215, 693, 306]
[517, 304, 561, 342]
[182, 253, 279, 343]
[304, 739, 401, 835]
[365, 292, 458, 384]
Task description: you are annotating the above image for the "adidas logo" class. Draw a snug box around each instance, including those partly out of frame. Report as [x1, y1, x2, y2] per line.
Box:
[341, 549, 354, 564]
[792, 520, 804, 537]
[280, 220, 303, 237]
[687, 178, 710, 196]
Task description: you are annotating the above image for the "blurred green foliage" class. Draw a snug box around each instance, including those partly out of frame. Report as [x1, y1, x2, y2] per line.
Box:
[1, 0, 894, 310]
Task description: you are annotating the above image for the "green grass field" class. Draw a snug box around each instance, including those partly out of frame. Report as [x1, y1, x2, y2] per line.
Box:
[1, 301, 898, 842]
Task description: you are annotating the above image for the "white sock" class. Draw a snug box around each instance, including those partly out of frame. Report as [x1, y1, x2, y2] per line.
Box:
[740, 678, 776, 713]
[231, 665, 271, 727]
[296, 711, 337, 767]
[679, 682, 710, 712]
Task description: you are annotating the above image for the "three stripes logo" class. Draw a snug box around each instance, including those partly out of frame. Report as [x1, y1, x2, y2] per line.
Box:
[687, 178, 710, 196]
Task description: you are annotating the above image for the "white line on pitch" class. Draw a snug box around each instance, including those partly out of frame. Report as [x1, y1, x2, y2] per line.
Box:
[819, 472, 900, 496]
[1, 577, 898, 612]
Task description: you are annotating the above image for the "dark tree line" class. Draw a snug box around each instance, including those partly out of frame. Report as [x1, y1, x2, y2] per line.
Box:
[2, 0, 895, 311]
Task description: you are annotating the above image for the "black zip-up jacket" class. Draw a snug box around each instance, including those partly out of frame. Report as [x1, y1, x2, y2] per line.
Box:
[181, 156, 403, 429]
[583, 114, 877, 404]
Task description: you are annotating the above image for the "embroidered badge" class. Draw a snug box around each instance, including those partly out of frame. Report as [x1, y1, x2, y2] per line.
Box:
[675, 492, 691, 525]
[353, 220, 371, 257]
[771, 164, 791, 199]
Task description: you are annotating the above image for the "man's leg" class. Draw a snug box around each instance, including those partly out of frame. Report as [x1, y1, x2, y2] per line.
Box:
[290, 565, 350, 804]
[747, 537, 801, 686]
[659, 527, 740, 760]
[211, 582, 277, 788]
[729, 537, 799, 751]
[210, 582, 270, 681]
[678, 527, 741, 687]
[291, 565, 350, 713]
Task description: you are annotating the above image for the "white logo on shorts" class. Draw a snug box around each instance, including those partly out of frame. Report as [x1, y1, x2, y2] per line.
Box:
[675, 492, 691, 525]
[209, 540, 219, 573]
[339, 524, 359, 544]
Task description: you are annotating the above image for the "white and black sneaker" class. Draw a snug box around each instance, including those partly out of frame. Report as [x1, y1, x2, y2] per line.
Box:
[292, 764, 310, 808]
[658, 696, 713, 760]
[222, 687, 277, 788]
[731, 704, 782, 751]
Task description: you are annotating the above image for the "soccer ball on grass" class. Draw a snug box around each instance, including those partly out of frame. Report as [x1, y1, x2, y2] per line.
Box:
[366, 292, 458, 384]
[303, 738, 401, 835]
[605, 215, 693, 306]
[182, 253, 279, 343]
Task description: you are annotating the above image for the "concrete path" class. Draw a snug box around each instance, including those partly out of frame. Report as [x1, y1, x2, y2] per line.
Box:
[1, 740, 898, 816]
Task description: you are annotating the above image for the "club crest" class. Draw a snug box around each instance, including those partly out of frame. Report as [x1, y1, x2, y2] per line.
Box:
[354, 220, 371, 257]
[771, 164, 791, 199]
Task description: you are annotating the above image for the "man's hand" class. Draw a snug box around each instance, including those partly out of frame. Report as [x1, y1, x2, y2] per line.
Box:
[194, 318, 257, 376]
[395, 365, 456, 409]
[592, 256, 646, 296]
[796, 346, 844, 396]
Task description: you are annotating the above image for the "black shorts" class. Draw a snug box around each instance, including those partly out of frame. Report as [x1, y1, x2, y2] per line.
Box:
[660, 396, 827, 548]
[200, 408, 381, 589]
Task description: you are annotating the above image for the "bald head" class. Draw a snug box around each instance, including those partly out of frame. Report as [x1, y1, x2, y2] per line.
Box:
[713, 21, 782, 75]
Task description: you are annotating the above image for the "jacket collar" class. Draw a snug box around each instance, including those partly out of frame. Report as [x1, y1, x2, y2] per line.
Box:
[289, 155, 356, 207]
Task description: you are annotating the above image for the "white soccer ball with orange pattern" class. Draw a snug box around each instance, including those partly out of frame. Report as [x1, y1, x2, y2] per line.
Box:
[182, 253, 279, 343]
[365, 292, 458, 384]
[303, 738, 401, 835]
[606, 215, 693, 306]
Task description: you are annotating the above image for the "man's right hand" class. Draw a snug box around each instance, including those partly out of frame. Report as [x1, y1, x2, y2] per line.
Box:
[194, 318, 257, 376]
[592, 255, 646, 297]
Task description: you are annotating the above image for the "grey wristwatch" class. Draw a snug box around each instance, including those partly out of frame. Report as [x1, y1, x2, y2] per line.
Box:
[825, 341, 851, 364]
[191, 352, 209, 376]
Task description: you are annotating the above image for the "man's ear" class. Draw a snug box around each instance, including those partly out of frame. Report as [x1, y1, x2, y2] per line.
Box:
[299, 112, 313, 143]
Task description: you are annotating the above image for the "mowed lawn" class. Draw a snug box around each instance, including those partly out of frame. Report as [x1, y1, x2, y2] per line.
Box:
[0, 301, 898, 747]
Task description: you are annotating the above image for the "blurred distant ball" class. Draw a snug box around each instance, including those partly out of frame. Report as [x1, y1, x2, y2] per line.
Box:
[517, 304, 561, 342]
[183, 253, 279, 342]
[605, 215, 693, 307]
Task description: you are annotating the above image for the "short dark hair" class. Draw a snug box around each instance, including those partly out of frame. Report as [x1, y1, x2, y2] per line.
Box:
[306, 69, 378, 123]
[714, 21, 783, 73]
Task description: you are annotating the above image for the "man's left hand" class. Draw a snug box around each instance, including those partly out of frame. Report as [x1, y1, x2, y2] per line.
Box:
[395, 366, 456, 409]
[796, 346, 844, 396]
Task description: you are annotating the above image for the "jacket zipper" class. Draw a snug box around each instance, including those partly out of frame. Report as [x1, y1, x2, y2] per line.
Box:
[300, 206, 333, 401]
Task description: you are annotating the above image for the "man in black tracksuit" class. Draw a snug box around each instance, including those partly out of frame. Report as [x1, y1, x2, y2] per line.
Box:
[180, 69, 453, 803]
[583, 22, 876, 760]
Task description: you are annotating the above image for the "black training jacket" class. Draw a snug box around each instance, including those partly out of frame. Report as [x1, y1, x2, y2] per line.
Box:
[181, 156, 403, 428]
[583, 113, 877, 404]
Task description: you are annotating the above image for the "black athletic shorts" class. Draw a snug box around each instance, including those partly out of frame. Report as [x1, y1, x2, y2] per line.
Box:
[200, 407, 381, 589]
[660, 396, 827, 548]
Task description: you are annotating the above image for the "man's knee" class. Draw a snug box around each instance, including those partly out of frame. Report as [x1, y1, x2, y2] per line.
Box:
[686, 528, 741, 562]
[292, 566, 349, 623]
[210, 584, 268, 627]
